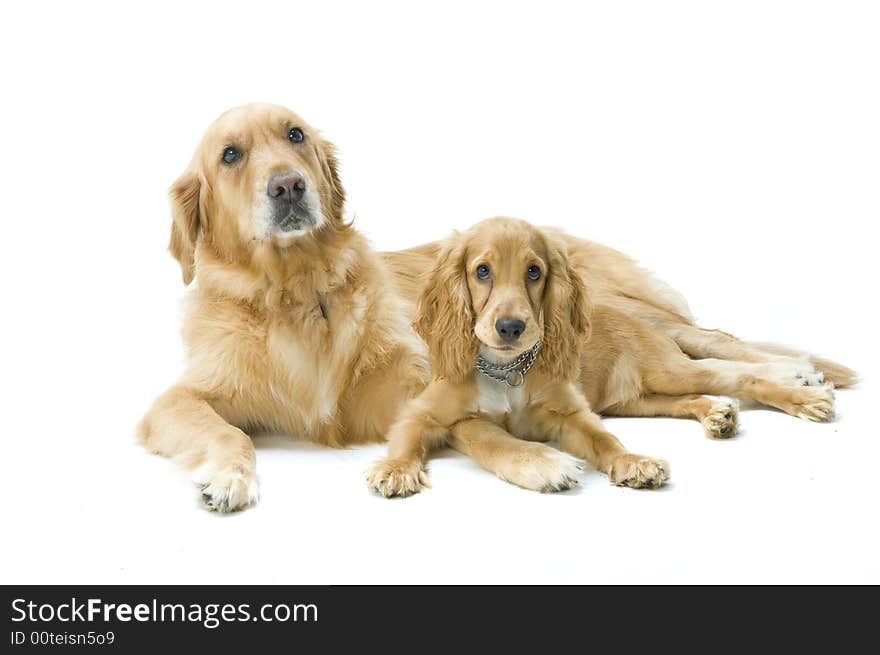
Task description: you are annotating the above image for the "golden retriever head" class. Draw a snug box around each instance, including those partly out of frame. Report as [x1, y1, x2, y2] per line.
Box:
[168, 103, 346, 284]
[414, 217, 591, 382]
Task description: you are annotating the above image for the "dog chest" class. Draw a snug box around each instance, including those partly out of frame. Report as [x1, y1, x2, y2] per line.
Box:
[475, 373, 526, 420]
[265, 316, 363, 418]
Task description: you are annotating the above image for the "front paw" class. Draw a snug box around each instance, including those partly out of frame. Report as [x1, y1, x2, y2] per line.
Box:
[366, 458, 430, 498]
[499, 445, 583, 492]
[608, 453, 669, 489]
[198, 464, 259, 513]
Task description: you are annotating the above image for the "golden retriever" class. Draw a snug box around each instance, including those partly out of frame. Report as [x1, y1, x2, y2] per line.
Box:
[369, 217, 856, 496]
[138, 104, 428, 511]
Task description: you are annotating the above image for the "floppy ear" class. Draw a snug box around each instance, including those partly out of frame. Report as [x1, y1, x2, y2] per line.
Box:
[168, 170, 201, 285]
[413, 237, 479, 382]
[317, 137, 346, 223]
[539, 233, 592, 380]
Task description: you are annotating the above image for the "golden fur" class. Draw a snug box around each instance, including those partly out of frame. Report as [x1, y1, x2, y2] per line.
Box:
[138, 104, 428, 511]
[140, 105, 856, 508]
[369, 217, 856, 496]
[368, 218, 671, 496]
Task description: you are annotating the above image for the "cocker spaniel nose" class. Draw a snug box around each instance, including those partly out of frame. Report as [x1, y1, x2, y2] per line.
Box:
[495, 318, 525, 342]
[267, 171, 306, 202]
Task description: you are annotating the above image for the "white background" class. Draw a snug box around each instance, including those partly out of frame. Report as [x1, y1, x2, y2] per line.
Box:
[2, 1, 877, 584]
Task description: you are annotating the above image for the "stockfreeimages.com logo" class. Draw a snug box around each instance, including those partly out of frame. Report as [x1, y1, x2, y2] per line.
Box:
[11, 597, 318, 630]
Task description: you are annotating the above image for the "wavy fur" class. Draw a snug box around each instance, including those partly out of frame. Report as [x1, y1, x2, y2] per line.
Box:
[538, 232, 591, 381]
[413, 237, 479, 381]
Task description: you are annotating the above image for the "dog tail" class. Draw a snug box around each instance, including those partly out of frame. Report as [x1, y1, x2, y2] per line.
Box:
[748, 341, 859, 388]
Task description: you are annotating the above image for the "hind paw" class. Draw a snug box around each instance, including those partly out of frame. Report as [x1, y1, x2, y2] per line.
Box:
[608, 454, 669, 489]
[702, 400, 739, 439]
[773, 384, 836, 422]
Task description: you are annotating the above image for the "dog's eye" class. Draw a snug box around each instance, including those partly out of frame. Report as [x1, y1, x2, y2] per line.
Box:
[527, 265, 541, 281]
[288, 127, 305, 144]
[221, 146, 240, 164]
[476, 264, 491, 280]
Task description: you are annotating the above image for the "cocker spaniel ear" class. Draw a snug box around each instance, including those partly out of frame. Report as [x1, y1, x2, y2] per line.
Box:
[168, 169, 202, 285]
[539, 233, 591, 380]
[317, 137, 346, 223]
[413, 237, 479, 382]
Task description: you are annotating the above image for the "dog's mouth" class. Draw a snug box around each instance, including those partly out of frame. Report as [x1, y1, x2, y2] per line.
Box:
[275, 206, 316, 233]
[480, 341, 539, 361]
[258, 207, 321, 246]
[277, 214, 314, 232]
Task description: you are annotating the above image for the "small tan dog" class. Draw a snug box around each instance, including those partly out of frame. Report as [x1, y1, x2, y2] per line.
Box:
[139, 104, 428, 512]
[369, 217, 856, 496]
[369, 218, 670, 496]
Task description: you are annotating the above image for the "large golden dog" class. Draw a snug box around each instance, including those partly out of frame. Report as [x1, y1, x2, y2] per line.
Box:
[369, 217, 856, 496]
[139, 104, 428, 511]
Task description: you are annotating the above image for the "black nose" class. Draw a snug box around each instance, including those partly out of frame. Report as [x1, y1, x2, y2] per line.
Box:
[267, 171, 306, 202]
[495, 318, 526, 342]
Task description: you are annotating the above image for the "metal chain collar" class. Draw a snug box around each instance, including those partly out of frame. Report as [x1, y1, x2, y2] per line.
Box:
[474, 341, 542, 387]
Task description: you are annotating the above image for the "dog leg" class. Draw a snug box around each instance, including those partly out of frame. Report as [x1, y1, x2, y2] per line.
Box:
[365, 419, 443, 497]
[448, 418, 583, 492]
[605, 393, 739, 439]
[513, 405, 669, 489]
[364, 410, 438, 498]
[644, 356, 835, 422]
[138, 385, 259, 512]
[746, 341, 858, 388]
[364, 382, 463, 498]
[665, 324, 782, 363]
[663, 323, 855, 387]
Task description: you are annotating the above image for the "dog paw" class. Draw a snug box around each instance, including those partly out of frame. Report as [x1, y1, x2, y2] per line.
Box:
[764, 359, 824, 387]
[608, 454, 669, 489]
[702, 400, 739, 439]
[796, 370, 825, 386]
[786, 383, 836, 422]
[366, 458, 430, 498]
[198, 465, 259, 513]
[498, 445, 583, 492]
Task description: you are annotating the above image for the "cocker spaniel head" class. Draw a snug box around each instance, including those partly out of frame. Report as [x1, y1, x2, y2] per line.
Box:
[414, 217, 591, 383]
